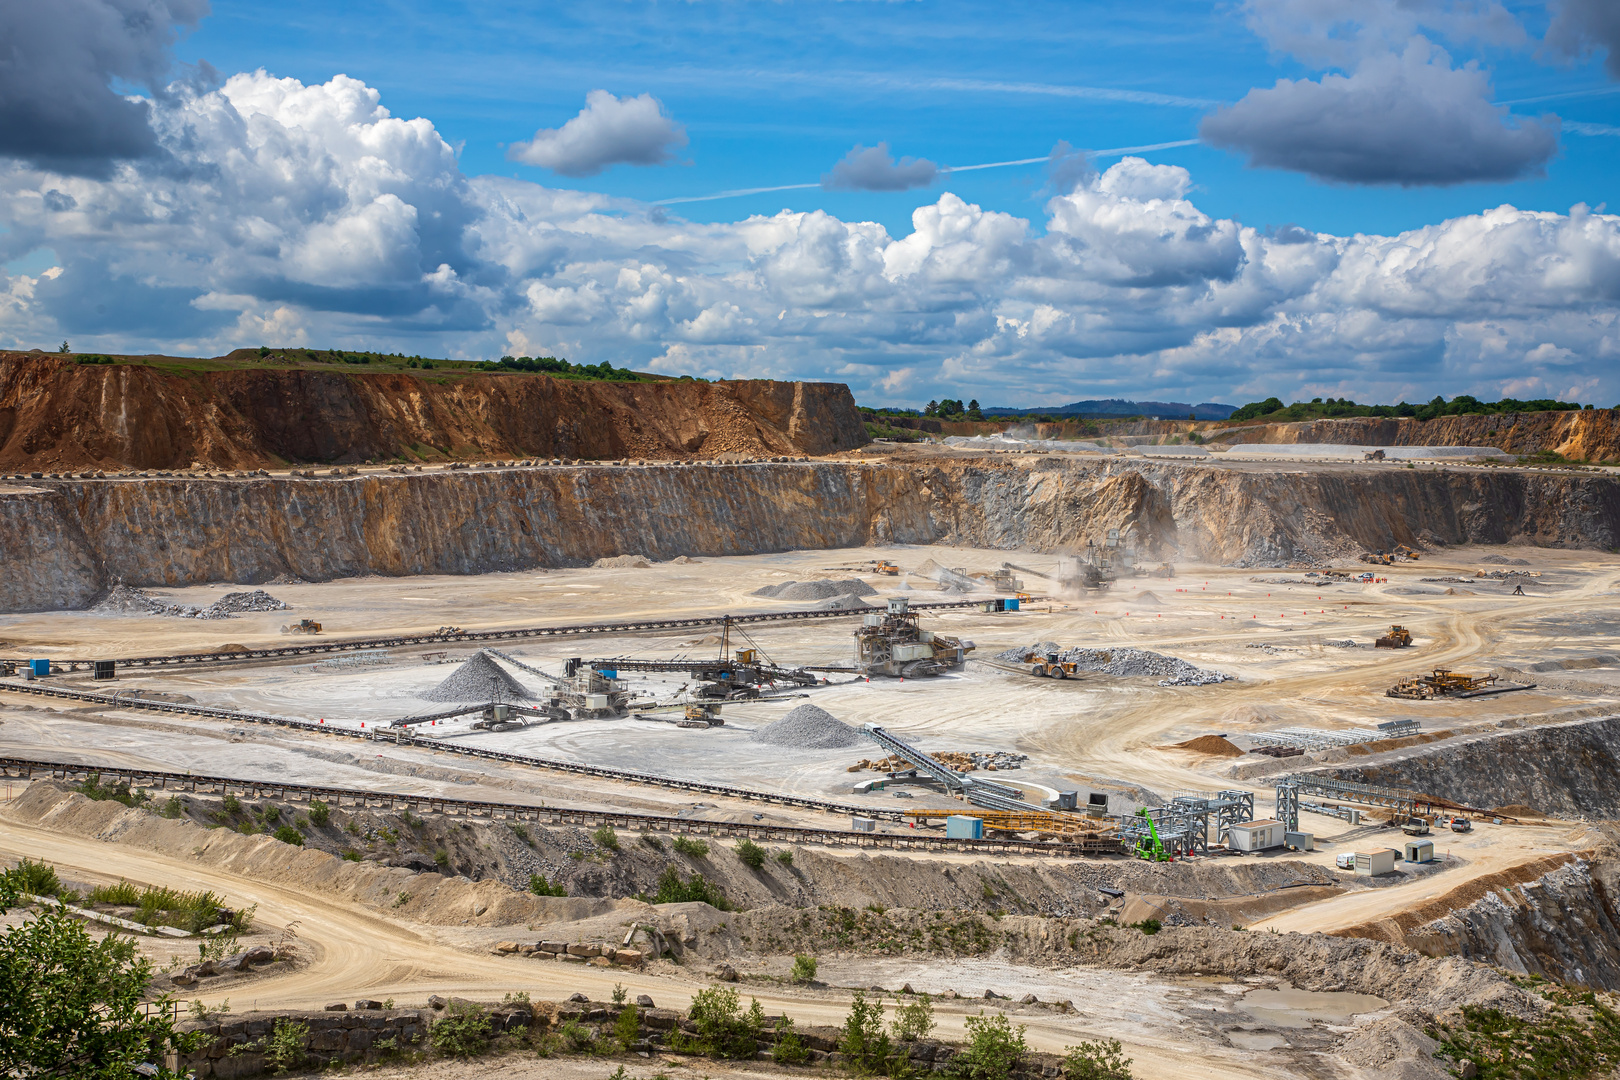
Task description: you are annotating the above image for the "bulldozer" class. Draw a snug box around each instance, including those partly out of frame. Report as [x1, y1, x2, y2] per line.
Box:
[280, 618, 321, 635]
[1023, 651, 1080, 680]
[1375, 625, 1413, 649]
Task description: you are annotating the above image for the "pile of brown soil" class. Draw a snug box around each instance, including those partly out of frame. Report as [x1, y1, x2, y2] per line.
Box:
[1172, 735, 1245, 758]
[1491, 804, 1538, 818]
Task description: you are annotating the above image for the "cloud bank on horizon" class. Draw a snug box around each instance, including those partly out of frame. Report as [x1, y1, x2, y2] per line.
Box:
[0, 0, 1618, 410]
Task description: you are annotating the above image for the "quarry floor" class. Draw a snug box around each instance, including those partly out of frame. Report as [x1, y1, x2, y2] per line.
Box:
[3, 540, 1619, 1078]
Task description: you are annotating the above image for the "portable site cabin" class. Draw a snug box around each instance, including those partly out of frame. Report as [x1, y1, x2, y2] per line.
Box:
[1355, 848, 1399, 876]
[1403, 839, 1435, 863]
[1228, 819, 1286, 852]
[945, 815, 984, 840]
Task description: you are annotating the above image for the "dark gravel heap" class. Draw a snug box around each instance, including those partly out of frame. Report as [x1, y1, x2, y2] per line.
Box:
[422, 650, 535, 703]
[753, 578, 878, 601]
[751, 704, 864, 749]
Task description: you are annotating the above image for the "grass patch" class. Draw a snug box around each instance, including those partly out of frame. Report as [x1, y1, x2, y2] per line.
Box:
[672, 836, 709, 857]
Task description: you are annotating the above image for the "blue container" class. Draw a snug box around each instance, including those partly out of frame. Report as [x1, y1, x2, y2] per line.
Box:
[596, 669, 617, 680]
[30, 659, 51, 677]
[945, 815, 984, 840]
[1006, 598, 1020, 611]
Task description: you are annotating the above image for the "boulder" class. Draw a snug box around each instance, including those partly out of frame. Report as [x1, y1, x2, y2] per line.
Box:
[716, 964, 739, 982]
[355, 1000, 384, 1011]
[635, 994, 656, 1008]
[323, 1002, 347, 1012]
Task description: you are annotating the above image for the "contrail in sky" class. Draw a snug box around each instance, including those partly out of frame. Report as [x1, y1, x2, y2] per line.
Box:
[654, 139, 1201, 206]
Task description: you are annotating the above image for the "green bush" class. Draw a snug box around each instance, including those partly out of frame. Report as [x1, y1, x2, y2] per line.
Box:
[672, 836, 709, 857]
[160, 796, 184, 819]
[674, 986, 765, 1059]
[592, 825, 620, 852]
[272, 826, 304, 847]
[263, 1018, 309, 1072]
[651, 867, 732, 910]
[954, 1013, 1028, 1080]
[775, 848, 794, 866]
[1062, 1039, 1133, 1080]
[12, 859, 63, 899]
[790, 954, 818, 984]
[640, 832, 664, 851]
[76, 774, 147, 807]
[341, 850, 362, 862]
[89, 880, 141, 906]
[307, 800, 330, 827]
[735, 839, 766, 870]
[509, 823, 529, 844]
[558, 1018, 596, 1052]
[839, 991, 892, 1075]
[434, 848, 450, 868]
[222, 794, 241, 814]
[256, 803, 281, 824]
[1129, 919, 1160, 936]
[528, 874, 567, 897]
[430, 1001, 491, 1056]
[772, 1016, 810, 1064]
[236, 821, 258, 836]
[612, 1003, 641, 1050]
[892, 994, 935, 1042]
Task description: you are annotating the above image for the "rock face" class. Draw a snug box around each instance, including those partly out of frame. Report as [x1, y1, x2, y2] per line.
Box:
[0, 353, 866, 469]
[1328, 716, 1620, 819]
[5, 456, 1620, 611]
[1402, 856, 1620, 990]
[1202, 411, 1620, 461]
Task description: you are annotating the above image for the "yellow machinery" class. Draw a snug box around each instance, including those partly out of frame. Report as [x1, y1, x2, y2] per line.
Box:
[1387, 668, 1497, 699]
[1023, 651, 1080, 680]
[874, 560, 900, 575]
[280, 618, 322, 635]
[1394, 544, 1421, 560]
[907, 805, 1113, 836]
[1375, 625, 1413, 648]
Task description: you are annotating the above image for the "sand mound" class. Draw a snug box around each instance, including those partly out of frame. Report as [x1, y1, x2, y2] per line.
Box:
[1174, 735, 1244, 758]
[594, 555, 651, 568]
[1133, 591, 1161, 604]
[1219, 704, 1286, 727]
[751, 704, 864, 749]
[753, 578, 877, 601]
[422, 650, 534, 703]
[216, 643, 250, 653]
[1491, 804, 1537, 818]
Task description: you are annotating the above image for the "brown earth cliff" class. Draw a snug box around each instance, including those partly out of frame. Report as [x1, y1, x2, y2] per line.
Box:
[0, 353, 866, 470]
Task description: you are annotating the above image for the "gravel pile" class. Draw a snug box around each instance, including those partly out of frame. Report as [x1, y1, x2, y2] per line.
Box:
[208, 589, 288, 614]
[422, 650, 535, 702]
[594, 555, 651, 568]
[995, 641, 1233, 686]
[1324, 639, 1358, 648]
[814, 594, 871, 610]
[752, 578, 877, 601]
[91, 585, 225, 619]
[751, 704, 864, 749]
[1480, 554, 1531, 565]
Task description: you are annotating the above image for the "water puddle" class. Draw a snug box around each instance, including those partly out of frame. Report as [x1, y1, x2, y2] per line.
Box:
[1226, 1030, 1290, 1050]
[1237, 987, 1387, 1028]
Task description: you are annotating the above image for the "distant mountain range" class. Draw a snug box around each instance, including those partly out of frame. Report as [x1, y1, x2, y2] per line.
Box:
[983, 398, 1238, 420]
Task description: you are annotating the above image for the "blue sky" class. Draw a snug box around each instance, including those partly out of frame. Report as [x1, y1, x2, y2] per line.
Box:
[175, 0, 1619, 239]
[2, 0, 1618, 409]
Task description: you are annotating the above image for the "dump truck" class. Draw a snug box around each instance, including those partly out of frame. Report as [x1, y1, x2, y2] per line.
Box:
[1363, 449, 1386, 461]
[874, 560, 900, 575]
[280, 619, 322, 635]
[1375, 625, 1413, 648]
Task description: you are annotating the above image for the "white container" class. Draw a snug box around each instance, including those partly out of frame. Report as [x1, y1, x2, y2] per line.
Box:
[1403, 839, 1435, 863]
[1228, 819, 1285, 852]
[851, 817, 877, 833]
[891, 644, 934, 662]
[1355, 848, 1398, 876]
[585, 694, 609, 709]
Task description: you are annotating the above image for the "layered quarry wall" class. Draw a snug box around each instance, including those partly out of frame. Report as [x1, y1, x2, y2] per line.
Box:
[6, 456, 1620, 612]
[1330, 715, 1620, 819]
[0, 353, 865, 470]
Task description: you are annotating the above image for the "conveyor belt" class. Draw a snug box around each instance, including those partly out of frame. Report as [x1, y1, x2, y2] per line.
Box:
[0, 598, 1008, 673]
[0, 754, 1118, 857]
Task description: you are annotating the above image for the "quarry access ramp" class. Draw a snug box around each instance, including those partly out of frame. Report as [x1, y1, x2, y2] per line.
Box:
[0, 754, 1118, 858]
[0, 678, 1112, 854]
[1, 598, 1005, 673]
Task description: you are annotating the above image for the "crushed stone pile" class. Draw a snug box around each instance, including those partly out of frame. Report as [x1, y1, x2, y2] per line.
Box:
[1480, 554, 1531, 565]
[994, 641, 1233, 687]
[264, 573, 308, 585]
[751, 704, 864, 749]
[752, 578, 877, 601]
[91, 585, 239, 620]
[422, 650, 535, 703]
[814, 594, 871, 610]
[1324, 639, 1358, 648]
[207, 589, 289, 614]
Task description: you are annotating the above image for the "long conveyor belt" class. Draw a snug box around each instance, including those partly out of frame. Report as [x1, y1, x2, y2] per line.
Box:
[0, 753, 1119, 857]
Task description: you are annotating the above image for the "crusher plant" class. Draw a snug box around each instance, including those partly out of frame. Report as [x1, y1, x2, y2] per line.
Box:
[853, 598, 974, 677]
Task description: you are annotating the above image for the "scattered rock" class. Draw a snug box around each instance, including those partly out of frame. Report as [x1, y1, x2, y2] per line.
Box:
[716, 964, 739, 982]
[636, 994, 655, 1008]
[568, 992, 589, 1003]
[355, 999, 384, 1011]
[1019, 994, 1038, 1005]
[900, 983, 914, 995]
[324, 1002, 347, 1012]
[594, 555, 652, 568]
[428, 995, 447, 1010]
